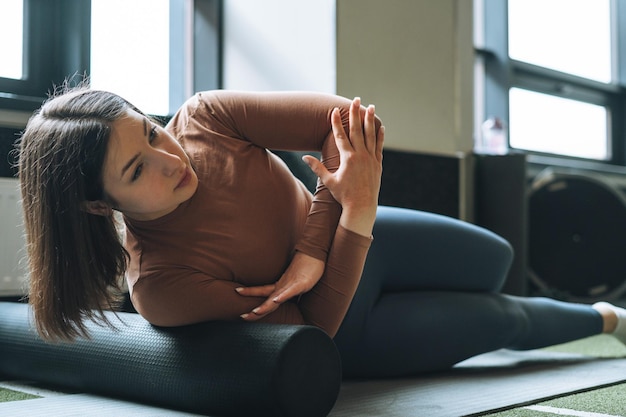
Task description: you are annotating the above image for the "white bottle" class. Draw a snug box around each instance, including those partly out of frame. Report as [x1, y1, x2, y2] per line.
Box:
[477, 117, 508, 155]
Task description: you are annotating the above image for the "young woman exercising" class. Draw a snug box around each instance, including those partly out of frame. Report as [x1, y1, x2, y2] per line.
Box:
[17, 86, 626, 377]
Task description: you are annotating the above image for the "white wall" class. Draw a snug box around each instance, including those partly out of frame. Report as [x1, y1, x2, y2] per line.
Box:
[3, 2, 475, 158]
[0, 110, 30, 128]
[336, 0, 474, 155]
[220, 0, 474, 155]
[223, 0, 336, 93]
[4, 2, 476, 153]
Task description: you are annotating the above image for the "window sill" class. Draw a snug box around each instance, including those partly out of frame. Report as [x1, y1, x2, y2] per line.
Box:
[528, 154, 626, 177]
[0, 93, 44, 113]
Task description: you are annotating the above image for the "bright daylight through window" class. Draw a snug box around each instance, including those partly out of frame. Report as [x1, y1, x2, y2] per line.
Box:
[0, 0, 24, 80]
[509, 88, 608, 160]
[91, 0, 170, 115]
[507, 0, 612, 160]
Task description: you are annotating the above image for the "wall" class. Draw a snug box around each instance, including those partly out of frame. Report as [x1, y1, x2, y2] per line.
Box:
[222, 0, 336, 93]
[336, 0, 474, 155]
[222, 0, 475, 156]
[0, 109, 30, 129]
[1, 2, 476, 152]
[222, 0, 476, 221]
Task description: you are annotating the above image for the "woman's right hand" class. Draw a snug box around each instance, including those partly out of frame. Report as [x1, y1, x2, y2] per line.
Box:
[303, 97, 384, 237]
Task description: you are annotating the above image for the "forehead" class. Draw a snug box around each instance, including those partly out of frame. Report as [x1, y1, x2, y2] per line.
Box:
[103, 110, 146, 178]
[112, 109, 145, 136]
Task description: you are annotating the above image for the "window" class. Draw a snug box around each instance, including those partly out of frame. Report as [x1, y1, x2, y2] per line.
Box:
[476, 0, 626, 167]
[91, 0, 221, 116]
[0, 0, 24, 80]
[509, 88, 608, 160]
[91, 0, 171, 115]
[508, 0, 612, 84]
[0, 0, 90, 111]
[0, 0, 222, 116]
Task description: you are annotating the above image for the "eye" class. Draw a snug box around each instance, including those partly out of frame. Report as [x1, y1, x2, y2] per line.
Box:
[149, 125, 158, 144]
[130, 124, 158, 182]
[131, 164, 143, 182]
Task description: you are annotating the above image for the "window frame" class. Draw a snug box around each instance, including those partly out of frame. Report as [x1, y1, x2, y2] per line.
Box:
[168, 0, 223, 115]
[476, 0, 626, 171]
[0, 0, 91, 111]
[0, 0, 222, 116]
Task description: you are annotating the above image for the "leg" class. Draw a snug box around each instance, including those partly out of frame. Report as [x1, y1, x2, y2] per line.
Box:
[371, 206, 513, 292]
[335, 292, 602, 378]
[334, 205, 514, 341]
[334, 206, 603, 377]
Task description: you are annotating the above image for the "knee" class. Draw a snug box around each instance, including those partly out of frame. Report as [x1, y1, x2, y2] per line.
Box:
[495, 234, 514, 266]
[458, 224, 515, 291]
[476, 225, 514, 266]
[493, 236, 514, 277]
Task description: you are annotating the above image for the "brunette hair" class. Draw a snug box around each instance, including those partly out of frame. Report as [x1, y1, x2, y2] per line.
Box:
[17, 86, 138, 341]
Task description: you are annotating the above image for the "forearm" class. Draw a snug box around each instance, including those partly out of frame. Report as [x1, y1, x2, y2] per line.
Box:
[296, 101, 381, 257]
[297, 226, 372, 337]
[238, 97, 383, 328]
[295, 131, 342, 260]
[302, 99, 383, 242]
[339, 205, 377, 238]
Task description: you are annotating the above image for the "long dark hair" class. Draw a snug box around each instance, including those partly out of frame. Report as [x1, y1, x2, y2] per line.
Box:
[18, 87, 136, 341]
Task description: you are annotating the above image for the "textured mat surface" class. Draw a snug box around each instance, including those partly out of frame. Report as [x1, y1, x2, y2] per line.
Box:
[0, 393, 204, 416]
[330, 349, 626, 416]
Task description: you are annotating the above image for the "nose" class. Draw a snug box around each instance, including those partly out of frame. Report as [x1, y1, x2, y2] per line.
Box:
[156, 149, 183, 177]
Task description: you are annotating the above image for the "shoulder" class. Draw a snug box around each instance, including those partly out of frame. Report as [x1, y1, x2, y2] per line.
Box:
[165, 91, 241, 143]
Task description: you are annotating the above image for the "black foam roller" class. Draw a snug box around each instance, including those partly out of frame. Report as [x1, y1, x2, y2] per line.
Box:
[0, 302, 341, 416]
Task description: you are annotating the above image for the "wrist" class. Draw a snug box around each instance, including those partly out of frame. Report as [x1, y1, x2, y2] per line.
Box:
[339, 204, 377, 237]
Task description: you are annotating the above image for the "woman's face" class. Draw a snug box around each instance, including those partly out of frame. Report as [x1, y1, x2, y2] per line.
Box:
[100, 109, 198, 221]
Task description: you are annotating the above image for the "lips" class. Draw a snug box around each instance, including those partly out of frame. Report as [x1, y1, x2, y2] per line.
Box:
[176, 168, 191, 189]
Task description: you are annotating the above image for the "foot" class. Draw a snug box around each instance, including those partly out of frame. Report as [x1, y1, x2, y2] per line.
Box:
[593, 302, 626, 344]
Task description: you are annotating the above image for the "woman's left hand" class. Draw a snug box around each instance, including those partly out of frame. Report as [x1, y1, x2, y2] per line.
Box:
[236, 252, 324, 321]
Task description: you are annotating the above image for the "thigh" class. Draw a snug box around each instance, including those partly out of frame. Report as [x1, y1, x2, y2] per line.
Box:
[336, 291, 522, 377]
[335, 292, 602, 377]
[370, 206, 513, 292]
[334, 207, 514, 353]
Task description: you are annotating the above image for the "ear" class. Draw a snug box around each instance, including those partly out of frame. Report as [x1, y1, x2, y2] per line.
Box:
[81, 200, 113, 216]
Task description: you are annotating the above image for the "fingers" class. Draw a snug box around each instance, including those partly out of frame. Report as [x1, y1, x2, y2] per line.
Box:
[302, 155, 333, 185]
[237, 282, 306, 321]
[235, 284, 275, 298]
[331, 107, 351, 153]
[302, 154, 324, 175]
[236, 284, 280, 321]
[344, 97, 378, 154]
[240, 297, 279, 321]
[364, 104, 377, 153]
[376, 125, 385, 162]
[236, 285, 279, 321]
[349, 97, 364, 150]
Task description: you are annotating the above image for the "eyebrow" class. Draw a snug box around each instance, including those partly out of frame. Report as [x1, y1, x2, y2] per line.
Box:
[120, 118, 148, 180]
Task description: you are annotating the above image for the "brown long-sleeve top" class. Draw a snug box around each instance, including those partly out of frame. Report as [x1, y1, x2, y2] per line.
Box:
[124, 90, 373, 337]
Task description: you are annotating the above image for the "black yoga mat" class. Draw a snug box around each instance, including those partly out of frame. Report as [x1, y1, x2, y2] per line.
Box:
[330, 344, 626, 416]
[0, 302, 341, 417]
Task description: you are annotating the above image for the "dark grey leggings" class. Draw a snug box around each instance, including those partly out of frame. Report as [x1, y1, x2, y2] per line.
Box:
[333, 206, 603, 378]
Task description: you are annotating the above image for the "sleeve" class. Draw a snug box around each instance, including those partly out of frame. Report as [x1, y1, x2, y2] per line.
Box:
[188, 90, 369, 262]
[126, 218, 308, 328]
[130, 228, 372, 338]
[192, 90, 352, 152]
[297, 226, 373, 337]
[131, 270, 307, 327]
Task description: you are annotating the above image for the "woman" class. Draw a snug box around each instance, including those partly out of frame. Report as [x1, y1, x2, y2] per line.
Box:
[18, 86, 626, 377]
